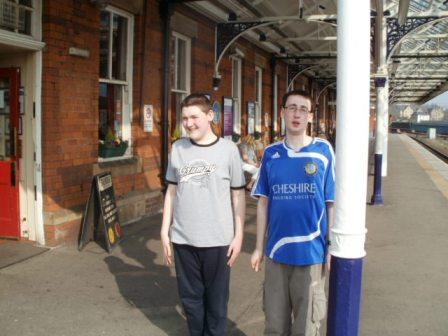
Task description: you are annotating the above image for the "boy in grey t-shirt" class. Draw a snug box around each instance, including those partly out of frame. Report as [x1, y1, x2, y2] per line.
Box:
[161, 94, 246, 335]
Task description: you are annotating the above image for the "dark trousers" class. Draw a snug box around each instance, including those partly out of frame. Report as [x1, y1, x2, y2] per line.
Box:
[173, 243, 230, 336]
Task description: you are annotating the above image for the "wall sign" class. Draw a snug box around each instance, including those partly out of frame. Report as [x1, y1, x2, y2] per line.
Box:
[247, 101, 255, 135]
[212, 101, 221, 125]
[78, 172, 123, 253]
[143, 104, 153, 132]
[222, 97, 233, 139]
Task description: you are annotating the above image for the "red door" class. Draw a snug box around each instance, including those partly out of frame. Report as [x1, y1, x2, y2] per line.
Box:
[0, 68, 20, 239]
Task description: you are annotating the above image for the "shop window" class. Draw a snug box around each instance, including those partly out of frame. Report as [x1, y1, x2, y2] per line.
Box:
[255, 66, 262, 134]
[170, 32, 191, 139]
[0, 0, 33, 35]
[98, 7, 133, 160]
[232, 56, 242, 136]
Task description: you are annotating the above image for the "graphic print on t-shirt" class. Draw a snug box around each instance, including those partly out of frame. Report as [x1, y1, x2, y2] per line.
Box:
[179, 159, 217, 187]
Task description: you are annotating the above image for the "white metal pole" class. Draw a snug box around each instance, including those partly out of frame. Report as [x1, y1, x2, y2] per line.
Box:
[374, 11, 389, 177]
[330, 2, 369, 260]
[328, 0, 370, 333]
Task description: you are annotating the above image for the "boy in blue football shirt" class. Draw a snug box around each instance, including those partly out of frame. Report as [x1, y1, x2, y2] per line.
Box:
[251, 90, 335, 335]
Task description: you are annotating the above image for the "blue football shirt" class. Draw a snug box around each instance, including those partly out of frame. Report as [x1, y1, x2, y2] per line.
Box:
[252, 138, 335, 266]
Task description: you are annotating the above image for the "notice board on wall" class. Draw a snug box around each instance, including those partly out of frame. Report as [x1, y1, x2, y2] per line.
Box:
[78, 172, 123, 253]
[222, 97, 234, 139]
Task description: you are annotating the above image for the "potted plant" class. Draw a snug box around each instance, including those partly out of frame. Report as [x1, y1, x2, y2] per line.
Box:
[99, 128, 128, 158]
[171, 126, 182, 143]
[232, 132, 241, 143]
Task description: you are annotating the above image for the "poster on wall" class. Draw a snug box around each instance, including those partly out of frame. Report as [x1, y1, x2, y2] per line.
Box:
[222, 97, 233, 139]
[0, 90, 5, 110]
[143, 104, 154, 132]
[247, 102, 255, 135]
[212, 101, 221, 125]
[19, 87, 24, 114]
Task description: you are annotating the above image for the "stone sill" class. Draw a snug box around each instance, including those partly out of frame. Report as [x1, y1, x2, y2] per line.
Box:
[93, 156, 143, 178]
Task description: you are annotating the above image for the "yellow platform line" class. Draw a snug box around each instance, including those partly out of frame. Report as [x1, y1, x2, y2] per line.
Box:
[399, 135, 448, 201]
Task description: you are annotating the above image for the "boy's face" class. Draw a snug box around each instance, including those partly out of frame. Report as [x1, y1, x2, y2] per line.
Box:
[281, 94, 313, 136]
[182, 105, 214, 142]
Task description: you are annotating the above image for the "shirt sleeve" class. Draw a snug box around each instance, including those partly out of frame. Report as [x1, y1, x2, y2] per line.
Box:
[230, 143, 246, 189]
[251, 150, 269, 198]
[324, 144, 335, 202]
[165, 145, 178, 185]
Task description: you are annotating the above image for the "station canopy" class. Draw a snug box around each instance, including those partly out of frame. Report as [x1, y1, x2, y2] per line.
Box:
[186, 0, 448, 105]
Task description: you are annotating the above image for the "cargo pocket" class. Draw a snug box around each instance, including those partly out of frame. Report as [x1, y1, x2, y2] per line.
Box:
[310, 281, 327, 335]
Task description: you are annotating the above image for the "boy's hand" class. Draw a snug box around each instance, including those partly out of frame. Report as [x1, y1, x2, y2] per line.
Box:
[227, 235, 243, 267]
[326, 253, 331, 273]
[161, 233, 172, 266]
[251, 249, 264, 272]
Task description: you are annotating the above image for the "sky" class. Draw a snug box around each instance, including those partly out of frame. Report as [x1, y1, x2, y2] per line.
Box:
[425, 91, 448, 108]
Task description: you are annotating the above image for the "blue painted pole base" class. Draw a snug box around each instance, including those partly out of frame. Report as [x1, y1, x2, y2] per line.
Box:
[327, 257, 364, 336]
[371, 153, 383, 205]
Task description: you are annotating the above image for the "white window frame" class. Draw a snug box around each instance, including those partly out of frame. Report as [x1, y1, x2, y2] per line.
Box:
[231, 55, 242, 135]
[0, 0, 34, 36]
[0, 0, 44, 50]
[255, 66, 262, 133]
[98, 5, 134, 162]
[171, 31, 191, 136]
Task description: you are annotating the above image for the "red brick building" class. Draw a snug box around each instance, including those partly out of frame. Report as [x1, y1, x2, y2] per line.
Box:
[0, 0, 335, 246]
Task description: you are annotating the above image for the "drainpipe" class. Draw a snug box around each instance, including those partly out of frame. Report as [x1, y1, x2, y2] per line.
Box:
[140, 0, 148, 126]
[160, 0, 173, 187]
[270, 57, 277, 142]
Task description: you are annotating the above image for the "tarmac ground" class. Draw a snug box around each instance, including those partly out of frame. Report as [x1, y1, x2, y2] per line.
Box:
[1, 134, 448, 336]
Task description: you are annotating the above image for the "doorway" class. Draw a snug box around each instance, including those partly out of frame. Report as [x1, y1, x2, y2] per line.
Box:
[0, 67, 20, 238]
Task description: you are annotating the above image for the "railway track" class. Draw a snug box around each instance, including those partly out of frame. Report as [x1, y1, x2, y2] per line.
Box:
[407, 134, 448, 164]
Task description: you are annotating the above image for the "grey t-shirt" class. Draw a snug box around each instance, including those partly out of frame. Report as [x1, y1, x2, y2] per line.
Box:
[166, 137, 246, 247]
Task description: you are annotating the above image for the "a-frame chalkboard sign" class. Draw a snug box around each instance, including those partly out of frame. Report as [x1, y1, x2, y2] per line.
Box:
[78, 172, 123, 253]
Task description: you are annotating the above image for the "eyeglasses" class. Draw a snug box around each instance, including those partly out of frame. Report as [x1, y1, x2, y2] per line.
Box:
[284, 104, 310, 115]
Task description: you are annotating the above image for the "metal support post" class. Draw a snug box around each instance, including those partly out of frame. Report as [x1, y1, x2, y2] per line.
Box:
[327, 1, 370, 335]
[371, 154, 384, 205]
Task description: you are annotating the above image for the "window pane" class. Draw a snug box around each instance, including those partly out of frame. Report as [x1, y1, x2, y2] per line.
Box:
[171, 92, 187, 138]
[232, 59, 239, 98]
[19, 0, 33, 7]
[170, 36, 176, 89]
[99, 83, 123, 142]
[0, 1, 16, 32]
[176, 39, 186, 91]
[0, 78, 11, 160]
[99, 11, 110, 78]
[255, 70, 261, 102]
[18, 8, 31, 35]
[112, 14, 127, 81]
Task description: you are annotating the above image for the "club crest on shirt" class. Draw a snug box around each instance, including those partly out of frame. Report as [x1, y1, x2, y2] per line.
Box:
[179, 159, 217, 184]
[304, 162, 318, 176]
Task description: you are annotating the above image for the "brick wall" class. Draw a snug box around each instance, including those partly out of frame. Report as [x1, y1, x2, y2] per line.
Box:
[42, 0, 100, 214]
[40, 0, 297, 246]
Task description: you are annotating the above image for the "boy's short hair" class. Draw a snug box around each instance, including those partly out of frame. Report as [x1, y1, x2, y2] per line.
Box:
[181, 93, 212, 113]
[281, 90, 312, 108]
